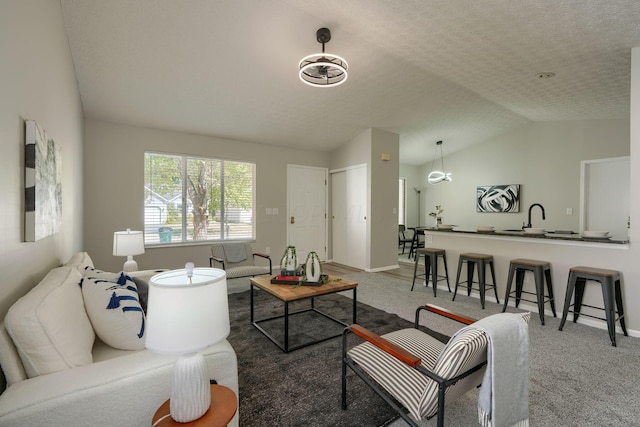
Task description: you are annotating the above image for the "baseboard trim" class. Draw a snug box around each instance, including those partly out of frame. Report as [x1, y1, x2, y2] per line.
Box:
[366, 264, 400, 273]
[430, 282, 640, 338]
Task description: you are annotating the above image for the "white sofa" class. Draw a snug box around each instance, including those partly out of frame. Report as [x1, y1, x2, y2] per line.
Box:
[0, 253, 239, 427]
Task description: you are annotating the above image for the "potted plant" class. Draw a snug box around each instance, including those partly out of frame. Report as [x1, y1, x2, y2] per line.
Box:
[429, 205, 444, 227]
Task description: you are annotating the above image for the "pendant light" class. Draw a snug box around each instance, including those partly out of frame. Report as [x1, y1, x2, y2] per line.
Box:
[428, 140, 452, 184]
[299, 28, 348, 87]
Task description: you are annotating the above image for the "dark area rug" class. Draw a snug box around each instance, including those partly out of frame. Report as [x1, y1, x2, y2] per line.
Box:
[227, 289, 447, 427]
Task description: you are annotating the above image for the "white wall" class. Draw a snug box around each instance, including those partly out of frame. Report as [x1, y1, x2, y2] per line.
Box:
[0, 0, 84, 320]
[417, 119, 629, 233]
[399, 164, 422, 227]
[627, 46, 640, 332]
[330, 128, 399, 271]
[369, 129, 400, 270]
[83, 119, 330, 272]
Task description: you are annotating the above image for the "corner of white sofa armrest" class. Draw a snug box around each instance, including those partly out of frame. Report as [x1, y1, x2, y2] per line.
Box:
[0, 322, 27, 387]
[0, 340, 238, 427]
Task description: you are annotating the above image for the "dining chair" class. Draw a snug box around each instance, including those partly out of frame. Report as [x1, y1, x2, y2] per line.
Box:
[399, 225, 414, 255]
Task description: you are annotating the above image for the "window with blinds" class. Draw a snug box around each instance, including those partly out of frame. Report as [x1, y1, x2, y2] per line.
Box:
[144, 152, 255, 245]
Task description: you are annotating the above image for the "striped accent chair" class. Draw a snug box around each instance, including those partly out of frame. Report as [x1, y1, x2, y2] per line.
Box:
[341, 305, 530, 427]
[209, 243, 272, 279]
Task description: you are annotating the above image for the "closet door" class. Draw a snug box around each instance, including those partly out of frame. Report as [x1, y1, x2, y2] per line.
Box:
[331, 165, 367, 269]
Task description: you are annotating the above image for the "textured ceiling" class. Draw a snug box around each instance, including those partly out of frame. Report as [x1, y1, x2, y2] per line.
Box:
[60, 0, 640, 165]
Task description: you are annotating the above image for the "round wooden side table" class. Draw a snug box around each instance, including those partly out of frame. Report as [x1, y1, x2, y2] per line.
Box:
[152, 384, 237, 427]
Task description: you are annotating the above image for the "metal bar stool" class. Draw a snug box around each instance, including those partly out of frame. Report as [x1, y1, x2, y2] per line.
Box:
[452, 253, 499, 309]
[411, 247, 451, 296]
[501, 259, 556, 325]
[559, 266, 628, 346]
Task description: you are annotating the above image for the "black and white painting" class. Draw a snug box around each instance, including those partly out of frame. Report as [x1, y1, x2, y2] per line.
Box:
[25, 120, 62, 241]
[476, 184, 520, 213]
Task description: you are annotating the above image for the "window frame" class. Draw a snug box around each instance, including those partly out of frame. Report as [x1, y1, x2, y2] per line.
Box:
[144, 151, 256, 246]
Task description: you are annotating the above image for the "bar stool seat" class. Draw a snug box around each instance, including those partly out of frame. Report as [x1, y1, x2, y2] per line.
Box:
[558, 266, 628, 346]
[452, 253, 499, 309]
[502, 259, 556, 325]
[411, 248, 451, 296]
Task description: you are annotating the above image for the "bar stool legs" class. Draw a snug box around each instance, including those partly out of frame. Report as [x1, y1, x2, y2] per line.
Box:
[411, 248, 450, 297]
[559, 266, 628, 346]
[502, 259, 556, 325]
[452, 253, 498, 309]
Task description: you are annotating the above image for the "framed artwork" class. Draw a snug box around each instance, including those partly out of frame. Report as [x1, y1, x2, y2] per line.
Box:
[24, 120, 62, 241]
[476, 184, 520, 213]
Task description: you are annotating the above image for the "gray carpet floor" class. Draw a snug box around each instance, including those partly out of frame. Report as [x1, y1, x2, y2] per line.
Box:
[228, 264, 640, 426]
[330, 266, 640, 427]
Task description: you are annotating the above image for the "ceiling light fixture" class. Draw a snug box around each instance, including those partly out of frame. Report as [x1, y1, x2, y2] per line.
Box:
[428, 140, 452, 184]
[299, 27, 348, 87]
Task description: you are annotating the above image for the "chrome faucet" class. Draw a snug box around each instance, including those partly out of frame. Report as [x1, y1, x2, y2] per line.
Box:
[526, 203, 546, 228]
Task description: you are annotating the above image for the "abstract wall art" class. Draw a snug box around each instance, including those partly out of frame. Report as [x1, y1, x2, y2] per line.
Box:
[24, 120, 62, 241]
[476, 184, 520, 213]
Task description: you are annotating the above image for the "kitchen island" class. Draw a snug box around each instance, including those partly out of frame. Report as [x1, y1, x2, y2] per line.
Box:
[406, 226, 634, 336]
[418, 226, 629, 245]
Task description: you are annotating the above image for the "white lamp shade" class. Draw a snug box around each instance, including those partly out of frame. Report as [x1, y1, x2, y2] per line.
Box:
[113, 230, 145, 256]
[145, 268, 230, 355]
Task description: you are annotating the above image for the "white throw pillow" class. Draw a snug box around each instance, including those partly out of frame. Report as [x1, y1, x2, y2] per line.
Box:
[81, 273, 146, 350]
[63, 252, 94, 273]
[5, 267, 95, 378]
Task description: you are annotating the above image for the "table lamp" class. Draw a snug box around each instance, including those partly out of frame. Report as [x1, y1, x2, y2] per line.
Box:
[145, 263, 230, 423]
[113, 229, 145, 272]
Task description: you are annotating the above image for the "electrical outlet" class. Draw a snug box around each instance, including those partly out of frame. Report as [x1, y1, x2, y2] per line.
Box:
[265, 247, 270, 254]
[426, 234, 433, 244]
[566, 208, 573, 215]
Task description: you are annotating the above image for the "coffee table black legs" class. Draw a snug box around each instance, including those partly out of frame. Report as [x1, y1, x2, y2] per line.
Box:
[250, 284, 358, 352]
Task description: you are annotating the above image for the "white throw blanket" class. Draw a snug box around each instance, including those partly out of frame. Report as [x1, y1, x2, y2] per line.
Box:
[223, 243, 247, 263]
[473, 313, 529, 427]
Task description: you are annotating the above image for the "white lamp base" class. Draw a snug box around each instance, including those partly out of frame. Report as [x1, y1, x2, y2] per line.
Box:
[170, 352, 211, 423]
[123, 256, 139, 272]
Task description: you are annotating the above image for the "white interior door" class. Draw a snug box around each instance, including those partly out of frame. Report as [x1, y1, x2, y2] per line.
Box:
[331, 165, 367, 269]
[331, 171, 347, 265]
[582, 157, 630, 238]
[287, 165, 327, 262]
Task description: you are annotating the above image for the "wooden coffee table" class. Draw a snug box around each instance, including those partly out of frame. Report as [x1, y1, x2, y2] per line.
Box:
[249, 275, 358, 352]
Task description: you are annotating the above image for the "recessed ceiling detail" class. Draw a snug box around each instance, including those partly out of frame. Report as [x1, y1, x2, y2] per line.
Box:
[536, 72, 556, 79]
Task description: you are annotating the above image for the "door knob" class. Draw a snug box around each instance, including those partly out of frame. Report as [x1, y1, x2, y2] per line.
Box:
[290, 216, 295, 224]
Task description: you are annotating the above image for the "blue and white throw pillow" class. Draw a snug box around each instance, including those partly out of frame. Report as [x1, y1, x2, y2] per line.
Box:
[82, 266, 120, 281]
[81, 272, 145, 350]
